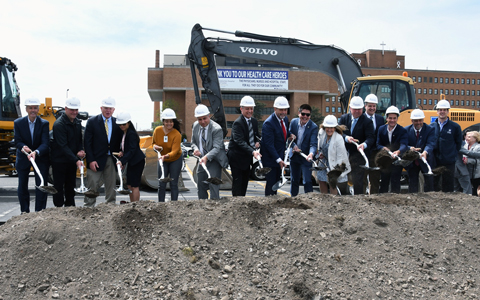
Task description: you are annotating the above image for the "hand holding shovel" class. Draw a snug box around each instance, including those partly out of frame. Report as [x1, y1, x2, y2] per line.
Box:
[272, 139, 294, 191]
[154, 147, 173, 183]
[74, 156, 90, 194]
[21, 149, 57, 195]
[386, 150, 412, 167]
[193, 155, 223, 185]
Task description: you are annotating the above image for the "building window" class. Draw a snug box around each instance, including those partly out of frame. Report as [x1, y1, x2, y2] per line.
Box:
[461, 100, 464, 106]
[478, 101, 480, 106]
[456, 100, 459, 106]
[451, 78, 454, 84]
[325, 107, 330, 113]
[332, 96, 335, 102]
[424, 77, 427, 82]
[445, 89, 449, 95]
[429, 99, 432, 105]
[429, 88, 432, 94]
[434, 77, 438, 83]
[418, 88, 422, 94]
[461, 90, 465, 96]
[462, 78, 465, 84]
[467, 100, 470, 106]
[423, 88, 427, 94]
[429, 77, 432, 83]
[224, 107, 240, 114]
[467, 90, 470, 96]
[478, 90, 480, 96]
[434, 99, 438, 104]
[440, 77, 443, 83]
[434, 89, 438, 95]
[472, 79, 475, 85]
[326, 97, 330, 102]
[418, 99, 421, 105]
[440, 89, 443, 94]
[423, 99, 427, 105]
[478, 79, 480, 85]
[332, 107, 336, 113]
[445, 78, 449, 84]
[456, 78, 459, 84]
[418, 77, 422, 83]
[456, 90, 459, 95]
[467, 79, 470, 84]
[472, 90, 475, 96]
[412, 76, 416, 81]
[451, 89, 454, 95]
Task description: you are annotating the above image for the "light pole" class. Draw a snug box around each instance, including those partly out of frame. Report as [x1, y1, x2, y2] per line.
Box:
[66, 89, 69, 98]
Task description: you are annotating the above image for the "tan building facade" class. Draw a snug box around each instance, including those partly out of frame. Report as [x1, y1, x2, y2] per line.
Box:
[148, 49, 480, 140]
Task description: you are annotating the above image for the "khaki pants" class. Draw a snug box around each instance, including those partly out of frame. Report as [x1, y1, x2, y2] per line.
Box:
[84, 158, 117, 207]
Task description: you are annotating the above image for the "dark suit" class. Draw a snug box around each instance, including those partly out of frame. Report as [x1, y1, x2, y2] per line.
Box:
[227, 115, 259, 196]
[120, 127, 146, 187]
[191, 119, 228, 200]
[83, 114, 121, 206]
[339, 113, 375, 194]
[404, 123, 436, 193]
[364, 113, 385, 194]
[288, 118, 318, 196]
[376, 124, 408, 193]
[260, 113, 289, 196]
[14, 116, 50, 213]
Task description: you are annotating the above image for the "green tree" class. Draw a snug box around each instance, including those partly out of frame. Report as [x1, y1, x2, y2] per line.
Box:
[310, 106, 324, 127]
[151, 99, 179, 129]
[253, 100, 265, 122]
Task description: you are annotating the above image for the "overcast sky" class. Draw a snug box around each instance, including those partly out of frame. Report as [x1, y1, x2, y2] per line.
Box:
[3, 0, 479, 130]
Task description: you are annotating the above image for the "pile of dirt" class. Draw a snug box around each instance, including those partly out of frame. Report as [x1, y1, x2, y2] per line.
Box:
[1, 192, 479, 299]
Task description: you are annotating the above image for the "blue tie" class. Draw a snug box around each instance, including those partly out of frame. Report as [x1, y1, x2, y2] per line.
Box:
[351, 118, 358, 133]
[29, 121, 35, 142]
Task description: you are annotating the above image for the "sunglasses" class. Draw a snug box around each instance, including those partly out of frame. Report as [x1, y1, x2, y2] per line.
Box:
[301, 113, 311, 117]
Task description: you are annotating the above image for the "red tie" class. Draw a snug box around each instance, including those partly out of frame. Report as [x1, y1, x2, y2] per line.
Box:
[416, 130, 420, 140]
[280, 119, 287, 140]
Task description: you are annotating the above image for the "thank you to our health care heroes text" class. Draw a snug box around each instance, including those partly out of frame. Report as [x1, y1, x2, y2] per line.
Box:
[217, 69, 288, 90]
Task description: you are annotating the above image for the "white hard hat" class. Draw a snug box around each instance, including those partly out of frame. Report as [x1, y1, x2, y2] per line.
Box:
[194, 104, 210, 117]
[161, 108, 176, 120]
[437, 99, 451, 109]
[364, 94, 378, 104]
[349, 96, 364, 109]
[116, 111, 131, 125]
[24, 97, 41, 106]
[240, 96, 255, 107]
[65, 97, 80, 109]
[273, 96, 290, 109]
[322, 115, 338, 127]
[101, 97, 116, 108]
[385, 106, 400, 116]
[410, 109, 425, 120]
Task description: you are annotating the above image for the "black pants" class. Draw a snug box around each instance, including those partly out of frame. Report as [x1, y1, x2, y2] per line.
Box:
[349, 153, 365, 195]
[380, 165, 403, 194]
[231, 165, 251, 197]
[434, 163, 455, 192]
[52, 161, 77, 207]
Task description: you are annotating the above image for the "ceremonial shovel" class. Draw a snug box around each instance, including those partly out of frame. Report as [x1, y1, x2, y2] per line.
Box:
[74, 158, 90, 194]
[272, 139, 294, 192]
[154, 148, 173, 183]
[193, 155, 223, 185]
[22, 149, 57, 195]
[112, 153, 131, 195]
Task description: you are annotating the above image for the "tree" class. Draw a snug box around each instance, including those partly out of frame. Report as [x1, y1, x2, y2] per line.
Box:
[253, 100, 265, 122]
[151, 99, 179, 130]
[310, 106, 324, 127]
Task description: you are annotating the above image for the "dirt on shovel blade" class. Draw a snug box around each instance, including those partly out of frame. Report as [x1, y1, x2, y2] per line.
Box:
[432, 165, 448, 175]
[327, 163, 346, 188]
[375, 150, 394, 170]
[402, 149, 420, 161]
[38, 186, 58, 195]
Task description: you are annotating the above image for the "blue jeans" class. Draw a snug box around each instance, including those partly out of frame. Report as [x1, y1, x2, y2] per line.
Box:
[158, 156, 182, 202]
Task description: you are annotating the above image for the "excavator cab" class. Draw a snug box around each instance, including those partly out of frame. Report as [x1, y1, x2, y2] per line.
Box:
[0, 57, 21, 122]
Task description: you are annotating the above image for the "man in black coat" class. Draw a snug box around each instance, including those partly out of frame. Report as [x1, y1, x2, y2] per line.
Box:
[83, 97, 122, 207]
[14, 97, 50, 213]
[51, 97, 85, 207]
[227, 96, 261, 196]
[339, 96, 375, 195]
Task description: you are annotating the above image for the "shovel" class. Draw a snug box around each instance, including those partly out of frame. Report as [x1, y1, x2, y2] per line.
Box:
[22, 149, 57, 195]
[420, 155, 435, 176]
[316, 158, 342, 195]
[74, 158, 90, 194]
[254, 137, 271, 175]
[154, 148, 173, 183]
[387, 150, 412, 167]
[402, 150, 435, 176]
[352, 141, 379, 195]
[272, 139, 294, 192]
[298, 151, 325, 171]
[112, 153, 131, 195]
[193, 155, 223, 185]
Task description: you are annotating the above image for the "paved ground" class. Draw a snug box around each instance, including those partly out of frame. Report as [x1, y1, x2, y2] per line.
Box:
[0, 157, 296, 224]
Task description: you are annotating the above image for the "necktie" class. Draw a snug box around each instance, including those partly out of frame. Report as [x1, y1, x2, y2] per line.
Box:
[104, 118, 109, 136]
[201, 127, 207, 155]
[416, 130, 420, 141]
[415, 130, 420, 166]
[280, 119, 287, 140]
[370, 116, 375, 129]
[248, 120, 255, 147]
[29, 121, 35, 142]
[351, 118, 358, 133]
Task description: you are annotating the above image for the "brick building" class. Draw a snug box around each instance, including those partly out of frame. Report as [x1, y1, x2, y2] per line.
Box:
[148, 49, 480, 140]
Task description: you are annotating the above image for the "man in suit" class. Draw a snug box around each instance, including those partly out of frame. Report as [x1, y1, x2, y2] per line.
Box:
[83, 97, 122, 207]
[14, 97, 50, 213]
[376, 106, 408, 193]
[404, 109, 436, 193]
[339, 96, 375, 195]
[260, 96, 291, 196]
[51, 97, 85, 207]
[363, 94, 384, 194]
[227, 96, 261, 196]
[289, 104, 318, 196]
[191, 104, 229, 200]
[431, 99, 462, 193]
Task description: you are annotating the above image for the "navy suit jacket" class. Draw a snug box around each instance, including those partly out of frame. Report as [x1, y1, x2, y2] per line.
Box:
[14, 116, 50, 170]
[339, 113, 375, 155]
[404, 123, 436, 165]
[84, 114, 122, 171]
[260, 113, 289, 168]
[227, 115, 259, 170]
[365, 113, 385, 148]
[376, 124, 408, 154]
[119, 128, 146, 166]
[288, 118, 318, 166]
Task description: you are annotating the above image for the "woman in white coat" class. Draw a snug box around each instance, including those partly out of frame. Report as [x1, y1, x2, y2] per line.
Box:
[316, 115, 351, 195]
[463, 130, 480, 196]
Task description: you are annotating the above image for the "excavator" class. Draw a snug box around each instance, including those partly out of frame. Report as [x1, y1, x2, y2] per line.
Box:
[187, 24, 480, 135]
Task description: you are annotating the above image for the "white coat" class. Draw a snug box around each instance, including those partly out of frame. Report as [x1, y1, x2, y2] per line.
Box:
[317, 128, 351, 180]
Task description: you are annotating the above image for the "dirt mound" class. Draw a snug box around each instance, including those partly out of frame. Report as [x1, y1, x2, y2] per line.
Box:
[1, 192, 479, 299]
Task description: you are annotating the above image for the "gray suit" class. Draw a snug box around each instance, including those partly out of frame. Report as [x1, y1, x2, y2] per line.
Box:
[191, 120, 228, 199]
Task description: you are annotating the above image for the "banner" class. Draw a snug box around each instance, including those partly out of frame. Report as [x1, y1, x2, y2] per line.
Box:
[217, 69, 288, 90]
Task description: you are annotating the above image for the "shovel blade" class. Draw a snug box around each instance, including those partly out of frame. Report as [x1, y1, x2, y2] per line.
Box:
[272, 180, 282, 191]
[360, 165, 380, 171]
[205, 177, 223, 185]
[310, 166, 326, 171]
[160, 177, 173, 183]
[115, 188, 132, 195]
[74, 186, 90, 194]
[256, 167, 271, 175]
[84, 190, 100, 198]
[393, 160, 412, 167]
[36, 186, 58, 195]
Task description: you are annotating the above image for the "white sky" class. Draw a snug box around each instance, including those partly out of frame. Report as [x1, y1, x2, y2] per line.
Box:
[3, 0, 480, 130]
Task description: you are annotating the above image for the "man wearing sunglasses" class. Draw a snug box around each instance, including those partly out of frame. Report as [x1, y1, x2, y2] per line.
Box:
[289, 104, 318, 196]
